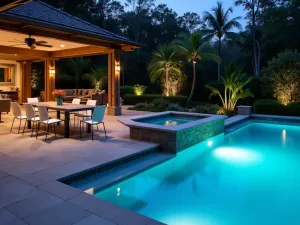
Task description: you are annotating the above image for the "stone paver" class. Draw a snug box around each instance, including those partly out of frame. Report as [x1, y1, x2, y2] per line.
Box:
[5, 190, 63, 218]
[0, 109, 165, 225]
[0, 176, 39, 207]
[24, 202, 91, 225]
[0, 208, 27, 225]
[38, 181, 82, 200]
[74, 214, 116, 225]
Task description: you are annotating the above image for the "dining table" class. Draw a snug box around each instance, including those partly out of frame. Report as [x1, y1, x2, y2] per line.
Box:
[29, 101, 95, 138]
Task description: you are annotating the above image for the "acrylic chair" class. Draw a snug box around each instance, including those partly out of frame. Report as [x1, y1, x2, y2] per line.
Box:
[22, 103, 40, 137]
[27, 97, 39, 112]
[80, 105, 107, 141]
[36, 105, 63, 141]
[10, 102, 27, 134]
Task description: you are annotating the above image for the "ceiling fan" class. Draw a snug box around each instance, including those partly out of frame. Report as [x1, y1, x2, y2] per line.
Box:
[8, 34, 53, 49]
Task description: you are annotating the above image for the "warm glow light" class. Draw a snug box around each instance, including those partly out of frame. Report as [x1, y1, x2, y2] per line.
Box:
[115, 64, 121, 72]
[213, 147, 261, 164]
[60, 44, 65, 48]
[165, 120, 178, 126]
[14, 54, 18, 56]
[49, 69, 55, 75]
[84, 188, 94, 195]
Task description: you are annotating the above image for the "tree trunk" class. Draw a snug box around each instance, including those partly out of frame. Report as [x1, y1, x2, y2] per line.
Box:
[218, 38, 221, 83]
[252, 8, 259, 77]
[188, 62, 196, 102]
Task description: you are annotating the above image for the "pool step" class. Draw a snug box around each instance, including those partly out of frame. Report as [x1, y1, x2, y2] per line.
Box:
[67, 151, 174, 193]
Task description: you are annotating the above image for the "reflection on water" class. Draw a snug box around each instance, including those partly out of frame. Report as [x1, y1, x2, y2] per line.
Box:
[164, 120, 178, 126]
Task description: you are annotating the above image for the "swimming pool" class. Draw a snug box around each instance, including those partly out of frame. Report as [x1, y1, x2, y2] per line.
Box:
[134, 114, 203, 126]
[93, 122, 300, 225]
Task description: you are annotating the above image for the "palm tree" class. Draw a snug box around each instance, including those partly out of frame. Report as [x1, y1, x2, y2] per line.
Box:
[203, 2, 242, 82]
[84, 67, 107, 90]
[148, 45, 183, 96]
[205, 63, 253, 113]
[175, 32, 220, 102]
[67, 57, 91, 88]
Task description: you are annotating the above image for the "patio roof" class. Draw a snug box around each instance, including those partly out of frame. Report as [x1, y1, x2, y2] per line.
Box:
[0, 0, 140, 50]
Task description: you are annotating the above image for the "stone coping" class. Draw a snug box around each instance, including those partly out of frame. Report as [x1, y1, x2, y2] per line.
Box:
[251, 114, 300, 121]
[119, 111, 227, 133]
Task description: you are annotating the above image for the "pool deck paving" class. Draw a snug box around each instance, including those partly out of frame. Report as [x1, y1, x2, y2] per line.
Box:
[0, 108, 166, 225]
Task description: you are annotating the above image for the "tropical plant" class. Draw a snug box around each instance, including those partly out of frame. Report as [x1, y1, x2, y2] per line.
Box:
[261, 50, 300, 105]
[148, 44, 183, 96]
[203, 2, 242, 82]
[195, 103, 219, 114]
[84, 67, 107, 90]
[66, 57, 91, 88]
[205, 63, 253, 112]
[133, 84, 147, 96]
[175, 31, 220, 102]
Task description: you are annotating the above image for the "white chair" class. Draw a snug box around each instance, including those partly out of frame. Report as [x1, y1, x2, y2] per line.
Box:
[36, 106, 63, 141]
[10, 102, 27, 134]
[80, 105, 107, 141]
[22, 103, 40, 137]
[75, 100, 97, 126]
[62, 98, 81, 126]
[27, 97, 39, 112]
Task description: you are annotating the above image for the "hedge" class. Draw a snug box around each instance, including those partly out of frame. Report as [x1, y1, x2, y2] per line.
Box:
[123, 94, 188, 107]
[254, 99, 300, 116]
[120, 86, 134, 97]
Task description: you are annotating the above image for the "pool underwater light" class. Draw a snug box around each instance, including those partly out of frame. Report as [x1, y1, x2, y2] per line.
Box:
[213, 147, 261, 164]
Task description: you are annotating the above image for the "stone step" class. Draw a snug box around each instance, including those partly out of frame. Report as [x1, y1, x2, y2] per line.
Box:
[63, 151, 174, 193]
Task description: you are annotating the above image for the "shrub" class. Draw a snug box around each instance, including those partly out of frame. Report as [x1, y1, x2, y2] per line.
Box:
[165, 103, 185, 111]
[128, 99, 184, 112]
[133, 84, 147, 96]
[195, 104, 218, 114]
[253, 99, 300, 116]
[120, 86, 134, 97]
[261, 50, 300, 104]
[123, 94, 188, 107]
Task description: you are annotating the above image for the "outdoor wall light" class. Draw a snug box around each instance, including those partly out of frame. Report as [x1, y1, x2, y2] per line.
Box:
[115, 64, 121, 72]
[49, 69, 55, 75]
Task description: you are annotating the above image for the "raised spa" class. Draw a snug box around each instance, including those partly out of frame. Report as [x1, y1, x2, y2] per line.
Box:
[119, 112, 227, 153]
[134, 114, 206, 126]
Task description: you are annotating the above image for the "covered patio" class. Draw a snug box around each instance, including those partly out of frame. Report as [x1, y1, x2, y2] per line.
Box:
[0, 0, 140, 116]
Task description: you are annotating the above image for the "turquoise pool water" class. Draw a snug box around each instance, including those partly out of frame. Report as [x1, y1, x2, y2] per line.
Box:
[135, 115, 201, 126]
[96, 122, 300, 225]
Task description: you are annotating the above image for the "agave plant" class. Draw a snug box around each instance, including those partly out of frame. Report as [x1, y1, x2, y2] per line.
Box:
[205, 63, 253, 112]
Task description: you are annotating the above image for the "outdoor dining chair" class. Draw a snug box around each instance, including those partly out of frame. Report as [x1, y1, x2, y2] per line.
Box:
[27, 97, 39, 112]
[22, 103, 40, 137]
[10, 102, 27, 134]
[61, 98, 81, 126]
[75, 100, 96, 127]
[80, 105, 107, 141]
[36, 105, 63, 141]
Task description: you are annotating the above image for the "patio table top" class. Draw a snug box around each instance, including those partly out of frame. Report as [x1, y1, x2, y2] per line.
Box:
[30, 101, 95, 112]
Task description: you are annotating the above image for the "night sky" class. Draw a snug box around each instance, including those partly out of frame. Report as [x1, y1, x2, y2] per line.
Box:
[120, 0, 246, 28]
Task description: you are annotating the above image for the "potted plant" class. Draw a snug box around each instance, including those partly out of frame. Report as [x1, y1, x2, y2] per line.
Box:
[52, 89, 66, 105]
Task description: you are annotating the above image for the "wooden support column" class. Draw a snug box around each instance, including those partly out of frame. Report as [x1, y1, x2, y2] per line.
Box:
[44, 60, 56, 101]
[20, 61, 31, 103]
[107, 50, 121, 115]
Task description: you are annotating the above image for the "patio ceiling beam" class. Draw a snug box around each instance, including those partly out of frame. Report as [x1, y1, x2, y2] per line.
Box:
[0, 19, 133, 50]
[50, 46, 111, 59]
[0, 45, 50, 58]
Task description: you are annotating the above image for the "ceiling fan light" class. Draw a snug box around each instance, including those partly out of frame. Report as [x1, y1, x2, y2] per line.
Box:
[60, 44, 65, 48]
